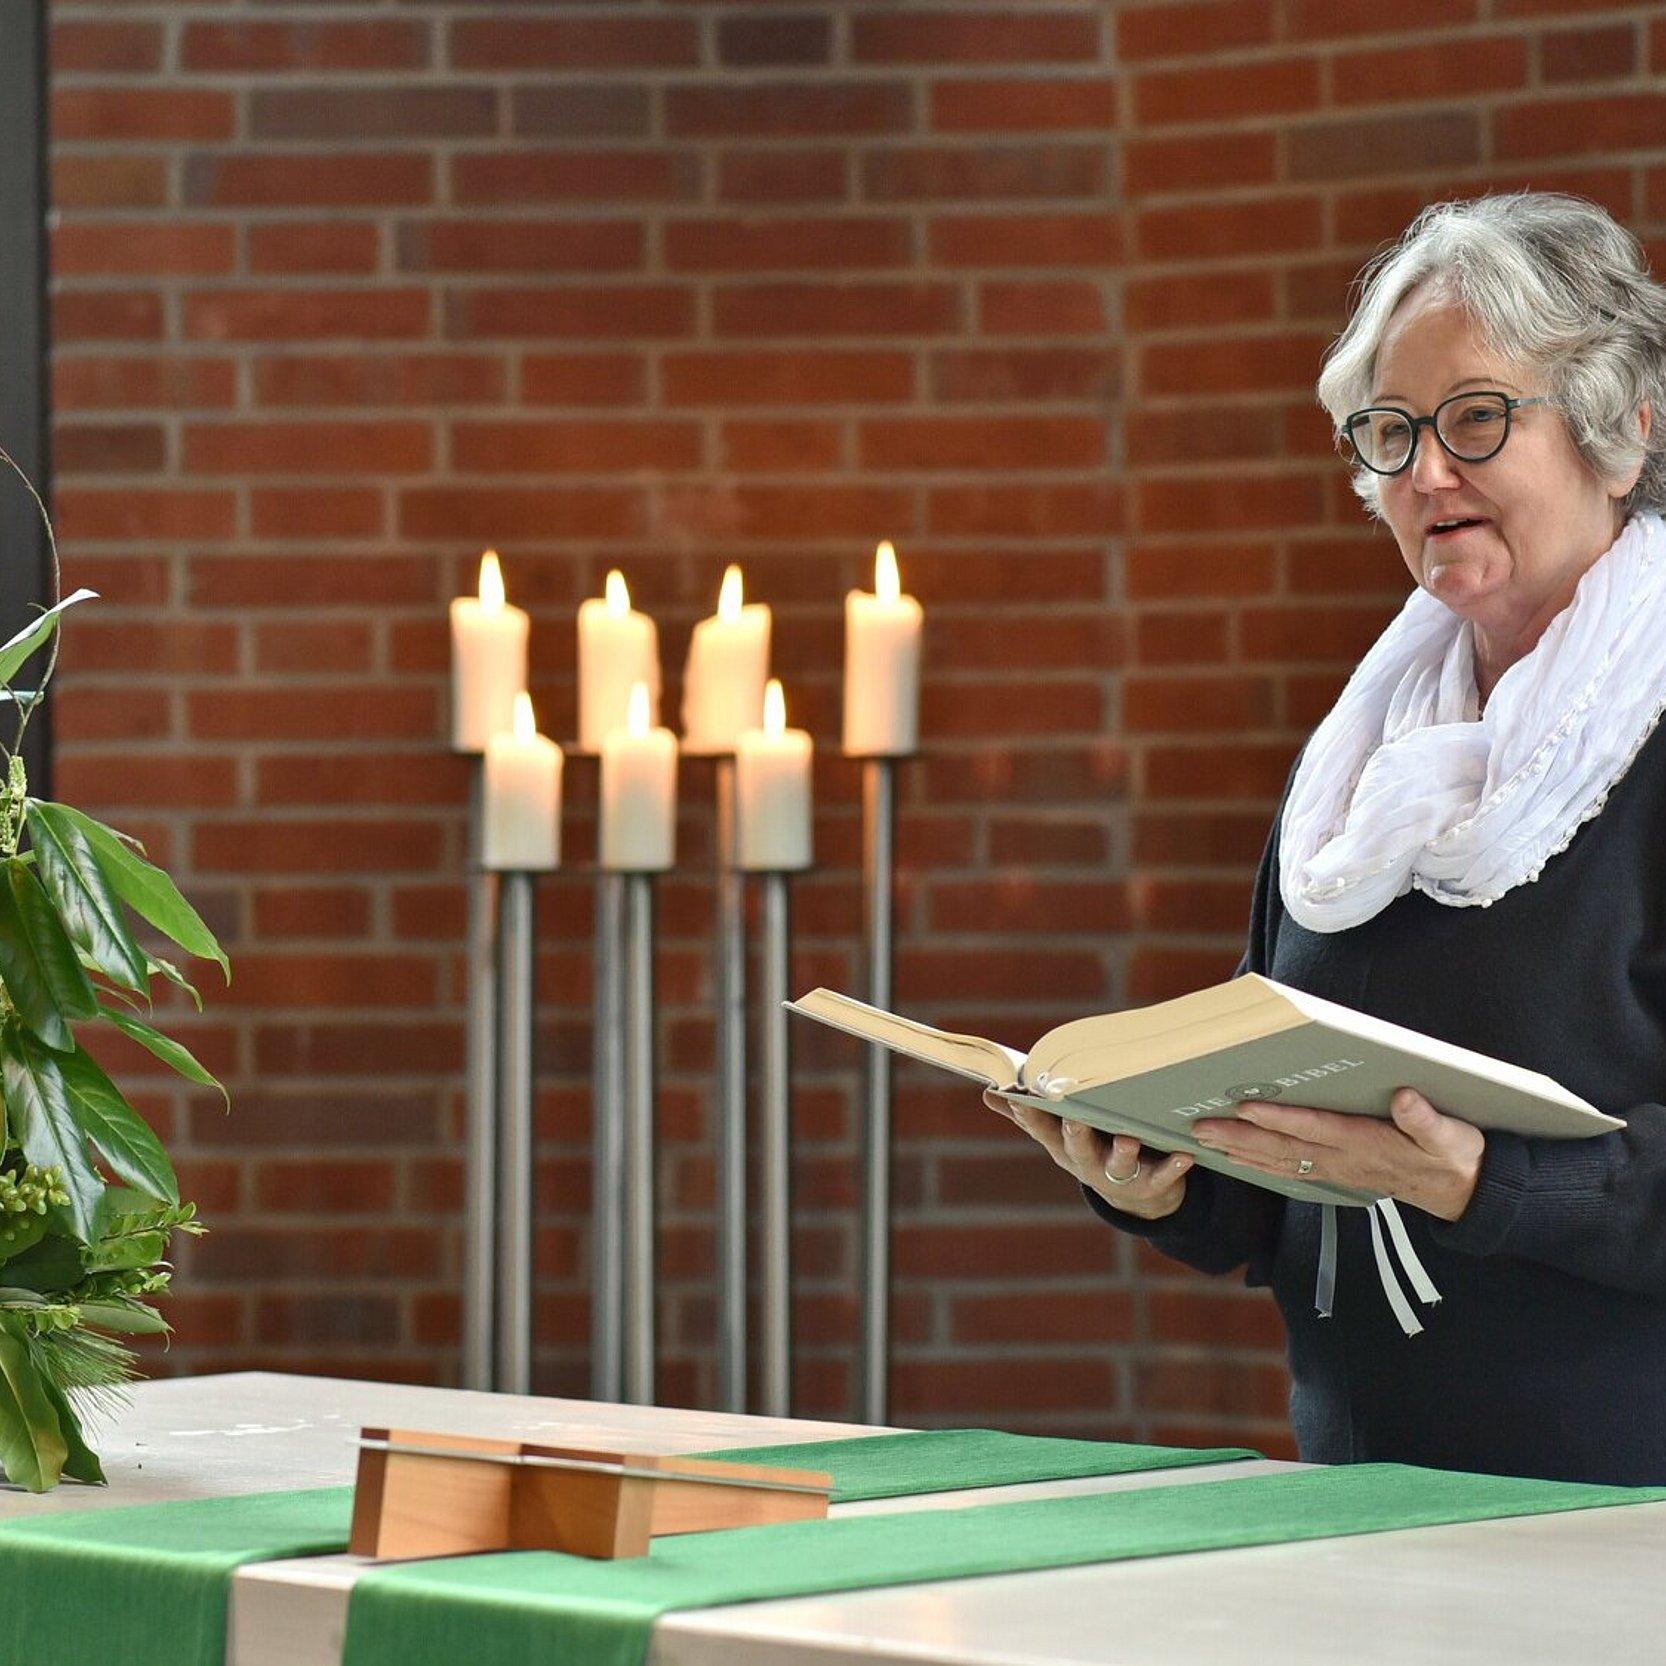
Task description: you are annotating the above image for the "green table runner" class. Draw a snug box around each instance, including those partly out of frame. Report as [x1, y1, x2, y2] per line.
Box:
[690, 1428, 1258, 1501]
[0, 1486, 353, 1666]
[0, 1428, 1249, 1666]
[344, 1464, 1666, 1666]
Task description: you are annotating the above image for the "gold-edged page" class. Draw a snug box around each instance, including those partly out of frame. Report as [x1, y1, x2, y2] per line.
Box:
[1027, 975, 1304, 1089]
[785, 988, 1023, 1090]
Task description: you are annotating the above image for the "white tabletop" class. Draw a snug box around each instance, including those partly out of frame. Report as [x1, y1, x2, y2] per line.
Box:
[6, 1373, 1664, 1666]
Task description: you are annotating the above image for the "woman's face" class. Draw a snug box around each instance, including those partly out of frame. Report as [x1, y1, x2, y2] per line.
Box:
[1368, 288, 1634, 631]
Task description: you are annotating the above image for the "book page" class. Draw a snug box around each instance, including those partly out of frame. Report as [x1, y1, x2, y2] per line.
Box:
[786, 989, 1025, 1091]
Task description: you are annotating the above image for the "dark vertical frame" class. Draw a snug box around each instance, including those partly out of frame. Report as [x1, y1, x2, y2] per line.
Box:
[0, 3, 52, 793]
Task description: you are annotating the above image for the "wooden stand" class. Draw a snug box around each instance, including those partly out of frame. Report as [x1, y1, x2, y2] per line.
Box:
[349, 1428, 833, 1561]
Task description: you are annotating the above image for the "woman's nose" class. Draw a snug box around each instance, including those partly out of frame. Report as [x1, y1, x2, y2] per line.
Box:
[1408, 428, 1461, 492]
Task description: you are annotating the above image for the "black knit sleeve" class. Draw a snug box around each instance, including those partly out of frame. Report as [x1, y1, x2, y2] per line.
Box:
[1426, 1117, 1666, 1295]
[1083, 800, 1289, 1289]
[1429, 778, 1666, 1295]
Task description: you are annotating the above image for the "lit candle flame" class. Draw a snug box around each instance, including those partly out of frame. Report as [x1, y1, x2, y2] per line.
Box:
[605, 569, 630, 614]
[627, 681, 651, 737]
[718, 563, 744, 621]
[764, 678, 786, 735]
[511, 690, 537, 742]
[875, 540, 899, 605]
[479, 550, 505, 613]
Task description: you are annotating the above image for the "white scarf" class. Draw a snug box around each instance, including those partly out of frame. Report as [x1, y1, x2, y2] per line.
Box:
[1280, 511, 1666, 934]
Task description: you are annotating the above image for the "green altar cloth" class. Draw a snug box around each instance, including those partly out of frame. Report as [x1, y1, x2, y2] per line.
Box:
[689, 1427, 1259, 1501]
[0, 1486, 352, 1666]
[0, 1428, 1250, 1666]
[342, 1464, 1666, 1666]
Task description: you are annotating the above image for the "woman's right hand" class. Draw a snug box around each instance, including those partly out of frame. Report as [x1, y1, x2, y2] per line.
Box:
[982, 1089, 1192, 1220]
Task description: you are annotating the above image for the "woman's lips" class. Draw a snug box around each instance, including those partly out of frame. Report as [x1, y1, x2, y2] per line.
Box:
[1426, 517, 1490, 540]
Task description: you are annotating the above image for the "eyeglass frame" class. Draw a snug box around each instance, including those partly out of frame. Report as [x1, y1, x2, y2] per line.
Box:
[1339, 390, 1553, 478]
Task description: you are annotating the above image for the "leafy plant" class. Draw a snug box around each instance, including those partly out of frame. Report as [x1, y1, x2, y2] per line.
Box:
[0, 447, 226, 1489]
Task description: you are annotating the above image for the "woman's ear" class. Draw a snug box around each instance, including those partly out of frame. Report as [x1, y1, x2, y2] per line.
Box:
[1611, 400, 1652, 499]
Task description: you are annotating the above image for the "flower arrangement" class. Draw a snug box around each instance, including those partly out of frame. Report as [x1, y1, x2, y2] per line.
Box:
[0, 456, 226, 1489]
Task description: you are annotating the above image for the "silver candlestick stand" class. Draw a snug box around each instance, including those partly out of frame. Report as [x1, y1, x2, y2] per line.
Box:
[622, 872, 658, 1405]
[858, 755, 899, 1426]
[713, 758, 748, 1412]
[494, 868, 537, 1395]
[462, 763, 499, 1391]
[590, 866, 626, 1403]
[757, 869, 795, 1418]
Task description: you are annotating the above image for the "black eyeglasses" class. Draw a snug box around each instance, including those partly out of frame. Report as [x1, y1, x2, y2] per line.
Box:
[1340, 391, 1552, 477]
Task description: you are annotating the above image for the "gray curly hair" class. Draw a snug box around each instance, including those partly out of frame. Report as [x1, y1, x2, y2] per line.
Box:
[1317, 192, 1666, 517]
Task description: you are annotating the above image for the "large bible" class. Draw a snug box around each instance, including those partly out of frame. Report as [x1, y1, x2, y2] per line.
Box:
[787, 974, 1620, 1205]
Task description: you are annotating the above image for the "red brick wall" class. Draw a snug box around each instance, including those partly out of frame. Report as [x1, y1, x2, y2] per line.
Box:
[41, 1, 1666, 1454]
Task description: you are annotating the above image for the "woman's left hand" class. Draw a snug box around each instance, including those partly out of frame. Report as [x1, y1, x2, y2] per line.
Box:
[1191, 1088, 1485, 1221]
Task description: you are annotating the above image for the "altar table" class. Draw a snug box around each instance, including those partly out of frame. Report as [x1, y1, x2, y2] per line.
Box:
[0, 1371, 1661, 1666]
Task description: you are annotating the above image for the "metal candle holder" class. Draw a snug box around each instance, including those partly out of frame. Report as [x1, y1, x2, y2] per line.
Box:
[463, 762, 499, 1391]
[858, 754, 900, 1427]
[757, 869, 795, 1418]
[494, 869, 537, 1395]
[590, 867, 626, 1404]
[622, 871, 657, 1405]
[713, 758, 747, 1412]
[586, 730, 664, 1409]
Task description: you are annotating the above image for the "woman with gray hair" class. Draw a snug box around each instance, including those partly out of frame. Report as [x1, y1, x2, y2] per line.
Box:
[989, 192, 1666, 1483]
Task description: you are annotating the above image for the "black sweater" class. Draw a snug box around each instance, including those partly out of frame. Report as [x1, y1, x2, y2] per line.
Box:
[1091, 713, 1666, 1484]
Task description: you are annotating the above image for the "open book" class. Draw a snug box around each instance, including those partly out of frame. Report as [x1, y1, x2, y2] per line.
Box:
[786, 974, 1621, 1206]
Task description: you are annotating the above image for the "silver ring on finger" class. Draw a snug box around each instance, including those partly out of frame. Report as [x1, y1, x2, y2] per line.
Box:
[1295, 1157, 1315, 1176]
[1103, 1161, 1141, 1187]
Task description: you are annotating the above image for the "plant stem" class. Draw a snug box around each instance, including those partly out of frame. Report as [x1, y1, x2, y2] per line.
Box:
[0, 443, 63, 762]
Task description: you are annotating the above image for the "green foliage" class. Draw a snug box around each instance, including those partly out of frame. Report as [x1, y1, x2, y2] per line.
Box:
[0, 542, 228, 1490]
[0, 1314, 68, 1492]
[0, 590, 96, 691]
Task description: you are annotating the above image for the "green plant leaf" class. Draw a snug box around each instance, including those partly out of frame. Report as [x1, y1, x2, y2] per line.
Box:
[42, 804, 228, 981]
[11, 861, 99, 1020]
[24, 803, 148, 993]
[0, 1214, 48, 1267]
[11, 860, 98, 1021]
[1, 1234, 84, 1294]
[100, 1005, 228, 1107]
[1, 1037, 107, 1240]
[0, 1315, 67, 1492]
[38, 1375, 104, 1484]
[0, 867, 72, 1051]
[0, 589, 97, 690]
[77, 1300, 169, 1337]
[55, 1048, 178, 1207]
[146, 954, 202, 1012]
[83, 1231, 165, 1273]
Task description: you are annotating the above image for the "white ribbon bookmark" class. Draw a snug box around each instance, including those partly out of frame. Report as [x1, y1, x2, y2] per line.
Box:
[1315, 1204, 1338, 1318]
[1377, 1197, 1442, 1308]
[1313, 1200, 1443, 1337]
[1366, 1202, 1423, 1336]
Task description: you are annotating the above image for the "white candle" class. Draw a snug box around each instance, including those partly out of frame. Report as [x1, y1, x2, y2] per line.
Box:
[681, 563, 771, 755]
[601, 682, 677, 872]
[737, 679, 813, 872]
[578, 569, 660, 752]
[484, 693, 563, 872]
[843, 540, 923, 757]
[450, 550, 530, 753]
